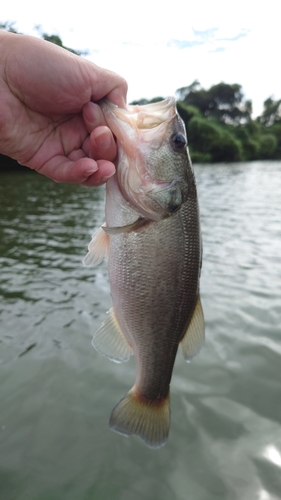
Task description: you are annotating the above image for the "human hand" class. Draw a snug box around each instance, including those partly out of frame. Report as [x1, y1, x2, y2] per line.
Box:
[0, 31, 127, 186]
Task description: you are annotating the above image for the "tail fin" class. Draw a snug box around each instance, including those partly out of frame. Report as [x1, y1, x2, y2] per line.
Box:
[109, 387, 170, 449]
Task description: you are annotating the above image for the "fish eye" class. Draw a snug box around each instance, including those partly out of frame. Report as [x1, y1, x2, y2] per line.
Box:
[171, 133, 187, 151]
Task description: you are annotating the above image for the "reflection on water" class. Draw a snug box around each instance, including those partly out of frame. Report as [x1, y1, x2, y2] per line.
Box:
[0, 162, 281, 500]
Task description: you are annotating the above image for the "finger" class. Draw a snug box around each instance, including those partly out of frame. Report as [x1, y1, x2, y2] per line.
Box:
[106, 83, 127, 108]
[68, 149, 86, 161]
[33, 155, 115, 185]
[89, 126, 117, 161]
[82, 160, 116, 187]
[90, 68, 128, 108]
[82, 102, 106, 133]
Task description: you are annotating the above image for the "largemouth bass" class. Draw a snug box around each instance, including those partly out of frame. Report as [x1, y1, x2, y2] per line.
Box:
[83, 97, 204, 448]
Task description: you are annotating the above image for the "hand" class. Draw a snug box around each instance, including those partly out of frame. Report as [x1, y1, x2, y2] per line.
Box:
[0, 31, 127, 186]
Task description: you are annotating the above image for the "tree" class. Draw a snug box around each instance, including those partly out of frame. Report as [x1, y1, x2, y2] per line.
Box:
[258, 97, 281, 126]
[176, 101, 201, 125]
[0, 21, 18, 33]
[258, 134, 278, 159]
[129, 96, 164, 105]
[0, 22, 86, 55]
[231, 126, 259, 161]
[176, 81, 252, 125]
[39, 31, 88, 56]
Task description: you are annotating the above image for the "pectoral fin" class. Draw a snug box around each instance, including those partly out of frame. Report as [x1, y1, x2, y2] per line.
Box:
[103, 217, 149, 235]
[83, 224, 109, 266]
[180, 295, 205, 361]
[93, 308, 133, 363]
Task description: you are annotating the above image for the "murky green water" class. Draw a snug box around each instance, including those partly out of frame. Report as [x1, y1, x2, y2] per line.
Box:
[0, 162, 281, 500]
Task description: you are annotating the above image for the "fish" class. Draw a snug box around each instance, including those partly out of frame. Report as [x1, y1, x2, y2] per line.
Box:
[83, 97, 204, 448]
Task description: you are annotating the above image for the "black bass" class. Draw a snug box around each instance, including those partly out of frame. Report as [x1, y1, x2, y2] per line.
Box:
[83, 97, 204, 448]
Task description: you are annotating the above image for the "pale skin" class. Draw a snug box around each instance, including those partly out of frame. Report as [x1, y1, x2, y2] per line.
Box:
[0, 31, 128, 186]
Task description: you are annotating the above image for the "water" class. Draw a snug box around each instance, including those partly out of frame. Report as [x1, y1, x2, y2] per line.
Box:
[0, 162, 281, 500]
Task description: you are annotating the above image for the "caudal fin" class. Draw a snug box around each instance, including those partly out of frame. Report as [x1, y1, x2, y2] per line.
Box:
[109, 388, 170, 449]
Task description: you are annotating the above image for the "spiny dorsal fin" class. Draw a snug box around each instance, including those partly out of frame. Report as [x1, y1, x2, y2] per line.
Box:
[180, 295, 205, 362]
[83, 224, 109, 267]
[93, 308, 133, 363]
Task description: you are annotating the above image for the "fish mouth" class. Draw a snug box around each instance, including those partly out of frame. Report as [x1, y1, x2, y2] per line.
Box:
[101, 97, 176, 125]
[99, 97, 177, 153]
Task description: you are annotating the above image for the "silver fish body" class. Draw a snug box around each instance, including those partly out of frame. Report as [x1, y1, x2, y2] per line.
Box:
[84, 97, 204, 448]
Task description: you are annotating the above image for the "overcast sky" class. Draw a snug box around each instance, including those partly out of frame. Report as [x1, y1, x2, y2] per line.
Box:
[2, 0, 280, 116]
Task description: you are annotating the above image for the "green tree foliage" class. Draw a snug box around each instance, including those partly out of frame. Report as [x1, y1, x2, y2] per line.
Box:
[258, 134, 278, 159]
[177, 81, 252, 125]
[121, 87, 281, 164]
[258, 97, 281, 126]
[130, 96, 165, 105]
[231, 126, 259, 161]
[40, 32, 87, 56]
[0, 21, 18, 33]
[269, 124, 281, 158]
[176, 101, 201, 125]
[188, 117, 242, 162]
[0, 21, 85, 55]
[175, 81, 281, 163]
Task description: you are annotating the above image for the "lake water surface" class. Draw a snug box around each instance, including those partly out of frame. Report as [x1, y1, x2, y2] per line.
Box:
[0, 161, 281, 500]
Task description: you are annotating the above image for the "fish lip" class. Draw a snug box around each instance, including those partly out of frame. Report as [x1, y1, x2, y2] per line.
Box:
[99, 97, 177, 133]
[100, 96, 176, 113]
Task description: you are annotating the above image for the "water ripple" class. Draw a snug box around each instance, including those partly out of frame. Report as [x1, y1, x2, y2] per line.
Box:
[0, 163, 281, 499]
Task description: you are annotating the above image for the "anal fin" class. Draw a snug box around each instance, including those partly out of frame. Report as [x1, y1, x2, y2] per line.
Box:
[180, 295, 205, 361]
[93, 308, 133, 363]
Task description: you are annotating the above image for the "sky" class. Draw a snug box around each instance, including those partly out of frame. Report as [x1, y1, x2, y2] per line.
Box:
[2, 0, 280, 117]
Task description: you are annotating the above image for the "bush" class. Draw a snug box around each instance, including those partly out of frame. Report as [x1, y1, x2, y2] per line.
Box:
[258, 134, 278, 159]
[231, 126, 260, 160]
[177, 102, 201, 125]
[187, 117, 243, 162]
[189, 150, 212, 163]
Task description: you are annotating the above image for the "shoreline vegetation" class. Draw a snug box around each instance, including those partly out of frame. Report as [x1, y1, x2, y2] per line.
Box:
[1, 22, 280, 170]
[131, 84, 281, 164]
